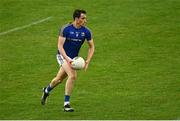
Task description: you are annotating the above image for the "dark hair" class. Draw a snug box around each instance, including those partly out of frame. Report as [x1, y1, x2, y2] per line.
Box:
[73, 9, 86, 20]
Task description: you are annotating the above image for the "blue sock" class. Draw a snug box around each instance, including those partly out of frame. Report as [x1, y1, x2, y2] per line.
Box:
[64, 95, 70, 106]
[45, 85, 53, 93]
[64, 95, 70, 102]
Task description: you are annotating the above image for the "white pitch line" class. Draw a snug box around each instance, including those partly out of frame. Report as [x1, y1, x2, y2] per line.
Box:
[0, 16, 52, 36]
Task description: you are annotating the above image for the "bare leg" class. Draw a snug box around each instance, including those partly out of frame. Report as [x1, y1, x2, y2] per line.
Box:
[62, 61, 77, 96]
[41, 67, 67, 105]
[49, 67, 67, 88]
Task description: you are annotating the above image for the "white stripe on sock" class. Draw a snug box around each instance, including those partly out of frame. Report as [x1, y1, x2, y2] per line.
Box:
[45, 88, 49, 93]
[64, 101, 70, 106]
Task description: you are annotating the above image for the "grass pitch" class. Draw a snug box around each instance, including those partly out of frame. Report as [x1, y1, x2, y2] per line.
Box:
[0, 0, 180, 119]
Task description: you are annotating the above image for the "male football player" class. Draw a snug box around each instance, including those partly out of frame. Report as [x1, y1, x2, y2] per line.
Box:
[41, 9, 95, 112]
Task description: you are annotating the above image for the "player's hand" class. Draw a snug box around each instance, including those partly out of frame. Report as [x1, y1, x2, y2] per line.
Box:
[66, 58, 73, 67]
[84, 60, 90, 71]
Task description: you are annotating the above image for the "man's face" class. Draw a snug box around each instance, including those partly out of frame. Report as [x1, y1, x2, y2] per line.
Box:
[77, 13, 87, 26]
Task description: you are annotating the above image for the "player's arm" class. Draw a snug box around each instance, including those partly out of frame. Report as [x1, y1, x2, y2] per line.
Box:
[58, 36, 72, 63]
[84, 39, 95, 71]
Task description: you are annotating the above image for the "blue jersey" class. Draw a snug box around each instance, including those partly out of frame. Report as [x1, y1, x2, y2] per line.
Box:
[58, 24, 92, 59]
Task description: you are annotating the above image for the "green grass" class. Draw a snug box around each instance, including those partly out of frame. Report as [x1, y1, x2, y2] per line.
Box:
[0, 0, 180, 119]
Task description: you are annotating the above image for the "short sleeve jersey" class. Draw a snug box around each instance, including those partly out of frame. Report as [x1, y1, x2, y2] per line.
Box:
[58, 24, 92, 59]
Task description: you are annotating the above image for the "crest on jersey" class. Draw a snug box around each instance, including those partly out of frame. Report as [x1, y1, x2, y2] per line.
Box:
[81, 32, 85, 37]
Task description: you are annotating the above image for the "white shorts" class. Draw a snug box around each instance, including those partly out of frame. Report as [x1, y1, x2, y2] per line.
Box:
[56, 54, 65, 66]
